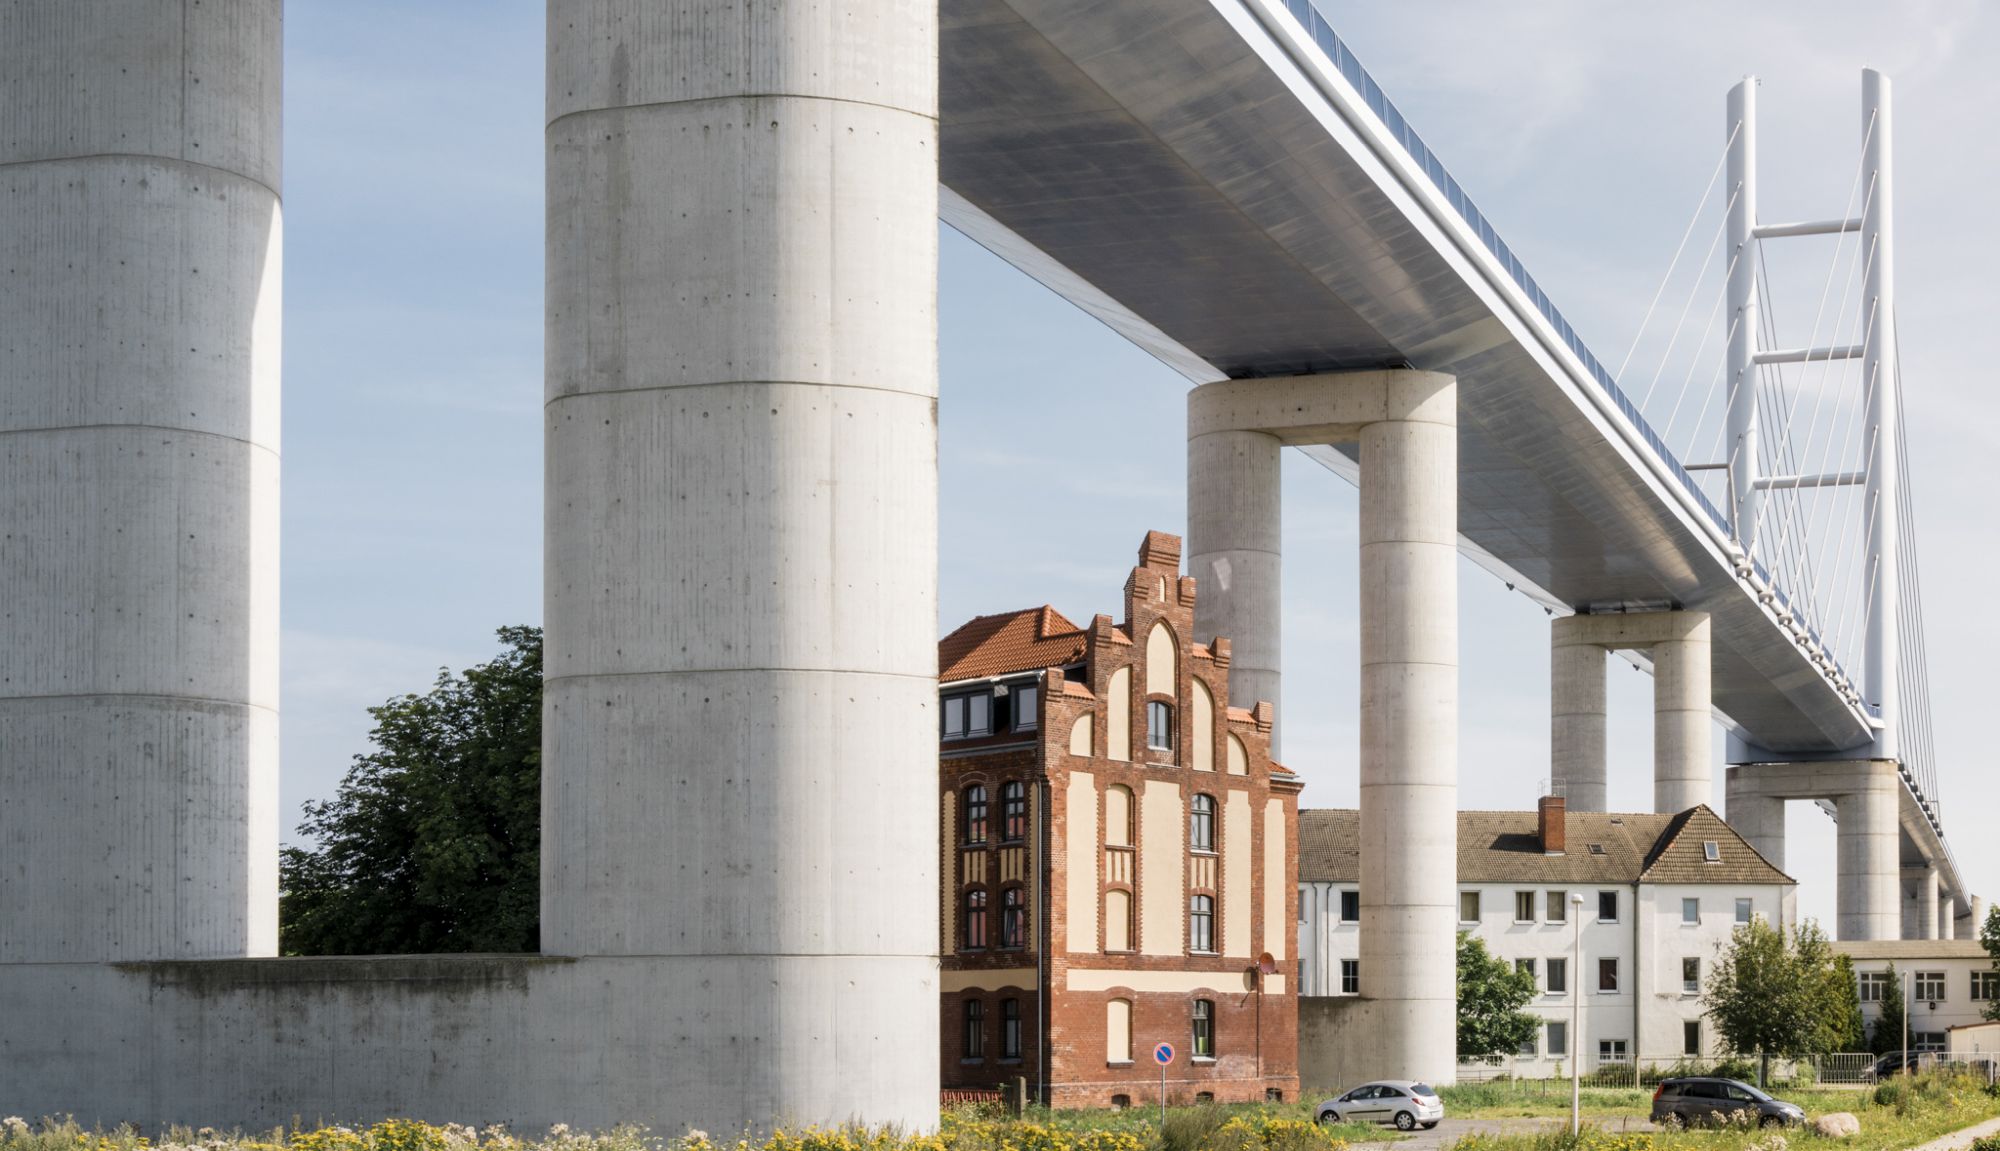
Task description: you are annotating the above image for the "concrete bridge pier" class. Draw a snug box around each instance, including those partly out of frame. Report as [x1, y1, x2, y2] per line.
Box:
[542, 0, 941, 1129]
[1189, 370, 1458, 1086]
[1941, 896, 1956, 940]
[1548, 612, 1712, 813]
[1726, 761, 1901, 940]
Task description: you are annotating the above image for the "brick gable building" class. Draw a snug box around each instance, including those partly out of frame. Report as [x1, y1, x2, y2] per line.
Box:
[938, 531, 1302, 1107]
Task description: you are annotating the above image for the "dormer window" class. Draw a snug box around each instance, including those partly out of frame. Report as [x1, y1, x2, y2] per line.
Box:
[1702, 841, 1721, 863]
[1146, 701, 1174, 752]
[943, 691, 992, 740]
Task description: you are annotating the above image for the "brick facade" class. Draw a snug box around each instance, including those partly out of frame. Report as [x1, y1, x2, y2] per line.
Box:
[939, 532, 1302, 1108]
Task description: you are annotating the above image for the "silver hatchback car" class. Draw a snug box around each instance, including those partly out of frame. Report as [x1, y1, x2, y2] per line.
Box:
[1314, 1080, 1444, 1131]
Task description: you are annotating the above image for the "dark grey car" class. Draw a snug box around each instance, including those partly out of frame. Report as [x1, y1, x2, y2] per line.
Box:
[1650, 1078, 1805, 1128]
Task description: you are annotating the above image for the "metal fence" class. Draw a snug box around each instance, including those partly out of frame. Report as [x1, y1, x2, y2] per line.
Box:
[1453, 1051, 1999, 1090]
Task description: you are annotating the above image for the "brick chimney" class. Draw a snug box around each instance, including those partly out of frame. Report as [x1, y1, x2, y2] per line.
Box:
[1538, 795, 1566, 855]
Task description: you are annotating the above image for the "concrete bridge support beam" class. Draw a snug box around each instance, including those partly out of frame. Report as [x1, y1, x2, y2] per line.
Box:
[0, 0, 283, 963]
[1836, 776, 1900, 941]
[1723, 775, 1787, 870]
[1189, 369, 1458, 1085]
[1546, 612, 1711, 813]
[1187, 430, 1284, 754]
[542, 1, 939, 1130]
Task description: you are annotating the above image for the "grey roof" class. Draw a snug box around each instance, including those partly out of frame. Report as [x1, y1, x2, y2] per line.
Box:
[1298, 805, 1792, 887]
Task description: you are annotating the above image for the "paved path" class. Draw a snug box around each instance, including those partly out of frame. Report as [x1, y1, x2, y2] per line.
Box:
[1908, 1114, 2000, 1151]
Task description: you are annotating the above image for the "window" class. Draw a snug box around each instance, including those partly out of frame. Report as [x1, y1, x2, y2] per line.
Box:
[1682, 956, 1700, 994]
[1915, 1032, 1947, 1052]
[1547, 1021, 1568, 1057]
[1597, 891, 1619, 923]
[1515, 891, 1536, 923]
[963, 786, 988, 845]
[1104, 889, 1133, 952]
[1000, 781, 1027, 842]
[962, 889, 987, 949]
[1682, 897, 1700, 926]
[1000, 887, 1026, 949]
[1702, 840, 1721, 863]
[1193, 1092, 1215, 1105]
[1598, 957, 1619, 993]
[1191, 999, 1215, 1059]
[1190, 794, 1216, 852]
[1516, 1032, 1537, 1058]
[1339, 890, 1360, 923]
[1859, 971, 1890, 1002]
[1014, 685, 1039, 731]
[1001, 998, 1022, 1060]
[1973, 971, 2000, 1001]
[1547, 891, 1568, 923]
[1105, 785, 1134, 846]
[1915, 971, 1947, 1003]
[1460, 891, 1481, 923]
[1736, 897, 1753, 925]
[963, 999, 985, 1059]
[1190, 894, 1215, 953]
[1547, 957, 1568, 994]
[1146, 701, 1174, 752]
[1516, 958, 1537, 982]
[1340, 959, 1359, 995]
[1110, 1095, 1131, 1110]
[1599, 1039, 1628, 1063]
[944, 693, 992, 740]
[1683, 1020, 1702, 1057]
[1106, 999, 1133, 1063]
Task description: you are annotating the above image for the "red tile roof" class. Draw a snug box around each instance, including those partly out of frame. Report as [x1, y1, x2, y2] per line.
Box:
[939, 605, 1088, 683]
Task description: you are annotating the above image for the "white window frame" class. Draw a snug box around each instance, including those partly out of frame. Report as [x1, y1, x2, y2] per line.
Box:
[1459, 891, 1481, 924]
[1546, 1020, 1568, 1058]
[1735, 897, 1753, 925]
[1597, 956, 1620, 994]
[1514, 890, 1536, 923]
[1682, 897, 1700, 926]
[1597, 890, 1619, 923]
[1914, 971, 1947, 1003]
[1340, 959, 1359, 995]
[1546, 957, 1568, 995]
[1682, 956, 1700, 994]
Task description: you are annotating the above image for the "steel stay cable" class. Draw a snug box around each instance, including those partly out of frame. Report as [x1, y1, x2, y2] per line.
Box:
[1619, 120, 1740, 388]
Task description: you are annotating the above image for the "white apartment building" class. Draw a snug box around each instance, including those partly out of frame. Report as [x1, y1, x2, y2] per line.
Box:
[1836, 939, 2000, 1051]
[1299, 798, 1797, 1078]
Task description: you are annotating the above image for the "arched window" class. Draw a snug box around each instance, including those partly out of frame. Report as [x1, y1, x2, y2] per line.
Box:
[1190, 794, 1216, 851]
[963, 785, 988, 844]
[1001, 781, 1027, 842]
[1192, 999, 1215, 1058]
[1105, 785, 1134, 847]
[1190, 893, 1215, 953]
[1104, 889, 1133, 952]
[1000, 886, 1026, 949]
[963, 998, 985, 1059]
[1106, 998, 1133, 1063]
[1146, 700, 1174, 752]
[1001, 998, 1022, 1060]
[963, 888, 988, 950]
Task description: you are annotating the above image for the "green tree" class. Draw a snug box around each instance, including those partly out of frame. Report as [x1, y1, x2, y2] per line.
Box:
[1456, 931, 1539, 1061]
[1982, 906, 2000, 1023]
[1702, 918, 1851, 1084]
[1829, 953, 1868, 1052]
[1869, 962, 1907, 1055]
[279, 626, 542, 955]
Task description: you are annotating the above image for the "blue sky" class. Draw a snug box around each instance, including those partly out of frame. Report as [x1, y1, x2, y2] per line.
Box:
[281, 2, 2000, 932]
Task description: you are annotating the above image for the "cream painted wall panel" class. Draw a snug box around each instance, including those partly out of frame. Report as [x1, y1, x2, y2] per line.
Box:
[1227, 732, 1248, 775]
[1141, 780, 1185, 956]
[1193, 679, 1215, 771]
[1224, 791, 1253, 958]
[1066, 773, 1098, 953]
[1069, 969, 1248, 994]
[1105, 889, 1132, 951]
[1264, 799, 1287, 960]
[1107, 668, 1131, 761]
[1146, 622, 1176, 696]
[941, 793, 955, 952]
[1105, 785, 1133, 846]
[1107, 998, 1132, 1063]
[942, 968, 1036, 993]
[1069, 713, 1093, 756]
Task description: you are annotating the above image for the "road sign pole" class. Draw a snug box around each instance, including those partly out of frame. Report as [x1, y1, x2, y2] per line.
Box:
[1159, 1059, 1166, 1126]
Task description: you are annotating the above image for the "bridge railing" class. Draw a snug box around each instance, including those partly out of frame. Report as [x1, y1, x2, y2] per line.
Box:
[1277, 0, 1873, 712]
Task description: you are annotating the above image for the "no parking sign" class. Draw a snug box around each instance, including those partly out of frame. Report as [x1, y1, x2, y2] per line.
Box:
[1152, 1042, 1175, 1121]
[1153, 1042, 1175, 1065]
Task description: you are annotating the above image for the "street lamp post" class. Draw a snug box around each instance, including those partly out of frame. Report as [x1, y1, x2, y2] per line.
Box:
[1572, 892, 1586, 1136]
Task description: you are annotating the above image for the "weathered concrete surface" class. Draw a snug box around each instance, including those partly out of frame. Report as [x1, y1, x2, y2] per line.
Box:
[0, 0, 282, 963]
[1547, 612, 1712, 815]
[1726, 760, 1902, 940]
[541, 0, 941, 1131]
[1187, 429, 1282, 752]
[0, 955, 937, 1130]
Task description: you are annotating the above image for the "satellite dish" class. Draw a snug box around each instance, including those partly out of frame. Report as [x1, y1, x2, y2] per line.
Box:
[1257, 952, 1278, 976]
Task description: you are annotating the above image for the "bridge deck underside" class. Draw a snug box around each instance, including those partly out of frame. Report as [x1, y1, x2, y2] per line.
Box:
[941, 0, 1871, 755]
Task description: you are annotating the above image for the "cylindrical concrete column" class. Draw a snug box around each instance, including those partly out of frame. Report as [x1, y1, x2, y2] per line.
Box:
[1920, 866, 1939, 940]
[1188, 429, 1283, 750]
[1724, 768, 1787, 870]
[1973, 896, 1987, 939]
[1550, 621, 1607, 811]
[1356, 371, 1458, 1086]
[1652, 614, 1713, 813]
[1835, 768, 1901, 941]
[1942, 896, 1956, 940]
[543, 2, 939, 1131]
[0, 2, 282, 962]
